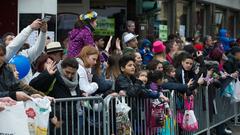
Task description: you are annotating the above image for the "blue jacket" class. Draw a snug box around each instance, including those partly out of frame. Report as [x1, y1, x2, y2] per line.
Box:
[219, 28, 235, 52]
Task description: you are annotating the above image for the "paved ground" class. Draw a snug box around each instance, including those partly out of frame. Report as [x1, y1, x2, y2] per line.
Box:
[230, 125, 240, 135]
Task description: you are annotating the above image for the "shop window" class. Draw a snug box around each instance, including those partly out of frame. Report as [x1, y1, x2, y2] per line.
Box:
[19, 13, 41, 31]
[57, 13, 79, 42]
[214, 11, 224, 35]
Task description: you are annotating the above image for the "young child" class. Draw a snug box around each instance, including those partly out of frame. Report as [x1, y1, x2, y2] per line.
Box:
[139, 39, 153, 65]
[136, 70, 161, 98]
[136, 70, 148, 85]
[148, 70, 169, 102]
[164, 64, 177, 83]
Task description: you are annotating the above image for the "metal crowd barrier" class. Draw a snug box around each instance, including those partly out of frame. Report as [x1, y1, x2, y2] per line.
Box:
[234, 102, 240, 126]
[47, 83, 240, 135]
[104, 85, 240, 135]
[104, 90, 176, 135]
[182, 83, 240, 135]
[49, 96, 106, 135]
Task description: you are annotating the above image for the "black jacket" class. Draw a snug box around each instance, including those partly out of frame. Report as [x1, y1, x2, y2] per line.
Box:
[224, 54, 240, 74]
[115, 74, 159, 98]
[175, 66, 199, 95]
[0, 63, 22, 99]
[30, 70, 83, 98]
[161, 75, 188, 93]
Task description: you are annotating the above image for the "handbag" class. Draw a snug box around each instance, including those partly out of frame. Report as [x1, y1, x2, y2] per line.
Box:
[182, 96, 198, 132]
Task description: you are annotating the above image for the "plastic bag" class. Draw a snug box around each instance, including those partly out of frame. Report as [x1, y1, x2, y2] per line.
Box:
[0, 102, 30, 135]
[182, 110, 198, 131]
[182, 96, 198, 131]
[25, 97, 51, 135]
[232, 79, 240, 102]
[115, 97, 132, 135]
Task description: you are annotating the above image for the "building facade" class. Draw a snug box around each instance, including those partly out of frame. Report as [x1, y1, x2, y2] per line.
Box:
[0, 0, 240, 42]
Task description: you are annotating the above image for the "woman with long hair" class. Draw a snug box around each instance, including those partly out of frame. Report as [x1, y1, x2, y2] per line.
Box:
[105, 54, 121, 90]
[77, 46, 100, 94]
[67, 11, 98, 58]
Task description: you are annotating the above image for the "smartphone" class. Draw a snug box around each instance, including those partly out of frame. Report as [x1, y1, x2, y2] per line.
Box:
[42, 16, 51, 22]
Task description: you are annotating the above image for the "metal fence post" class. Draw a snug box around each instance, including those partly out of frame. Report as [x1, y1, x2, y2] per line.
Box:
[204, 86, 211, 135]
[234, 102, 240, 126]
[102, 98, 107, 135]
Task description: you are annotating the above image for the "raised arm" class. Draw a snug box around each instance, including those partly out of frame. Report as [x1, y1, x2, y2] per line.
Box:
[22, 22, 47, 63]
[5, 19, 42, 62]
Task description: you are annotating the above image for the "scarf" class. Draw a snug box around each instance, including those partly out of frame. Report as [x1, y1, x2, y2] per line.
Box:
[57, 61, 78, 96]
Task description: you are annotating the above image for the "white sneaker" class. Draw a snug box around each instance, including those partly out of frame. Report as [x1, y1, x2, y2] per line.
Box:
[224, 128, 232, 134]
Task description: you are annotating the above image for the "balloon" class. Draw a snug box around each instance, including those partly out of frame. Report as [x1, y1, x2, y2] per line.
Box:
[9, 55, 31, 80]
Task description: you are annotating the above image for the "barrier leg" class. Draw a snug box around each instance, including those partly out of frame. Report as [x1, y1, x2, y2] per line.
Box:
[234, 102, 240, 126]
[205, 86, 211, 135]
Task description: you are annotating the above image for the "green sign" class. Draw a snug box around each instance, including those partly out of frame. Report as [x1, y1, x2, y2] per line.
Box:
[159, 25, 168, 41]
[94, 18, 115, 36]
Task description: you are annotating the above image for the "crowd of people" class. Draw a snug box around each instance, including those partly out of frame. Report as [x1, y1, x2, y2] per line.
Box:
[0, 10, 240, 135]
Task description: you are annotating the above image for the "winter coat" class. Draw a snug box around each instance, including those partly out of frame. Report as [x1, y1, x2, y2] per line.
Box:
[77, 58, 99, 95]
[139, 48, 153, 65]
[203, 46, 214, 57]
[67, 26, 95, 58]
[29, 70, 83, 98]
[219, 29, 235, 52]
[175, 66, 199, 95]
[0, 63, 21, 99]
[162, 75, 188, 93]
[224, 54, 240, 74]
[92, 68, 113, 95]
[115, 74, 159, 98]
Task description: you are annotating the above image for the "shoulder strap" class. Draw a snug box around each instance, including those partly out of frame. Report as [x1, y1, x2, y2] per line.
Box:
[45, 78, 56, 95]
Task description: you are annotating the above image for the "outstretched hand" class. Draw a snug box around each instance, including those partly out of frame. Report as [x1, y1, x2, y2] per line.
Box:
[46, 61, 57, 75]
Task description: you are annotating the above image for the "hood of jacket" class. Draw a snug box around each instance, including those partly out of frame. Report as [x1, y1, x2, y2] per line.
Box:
[219, 28, 227, 37]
